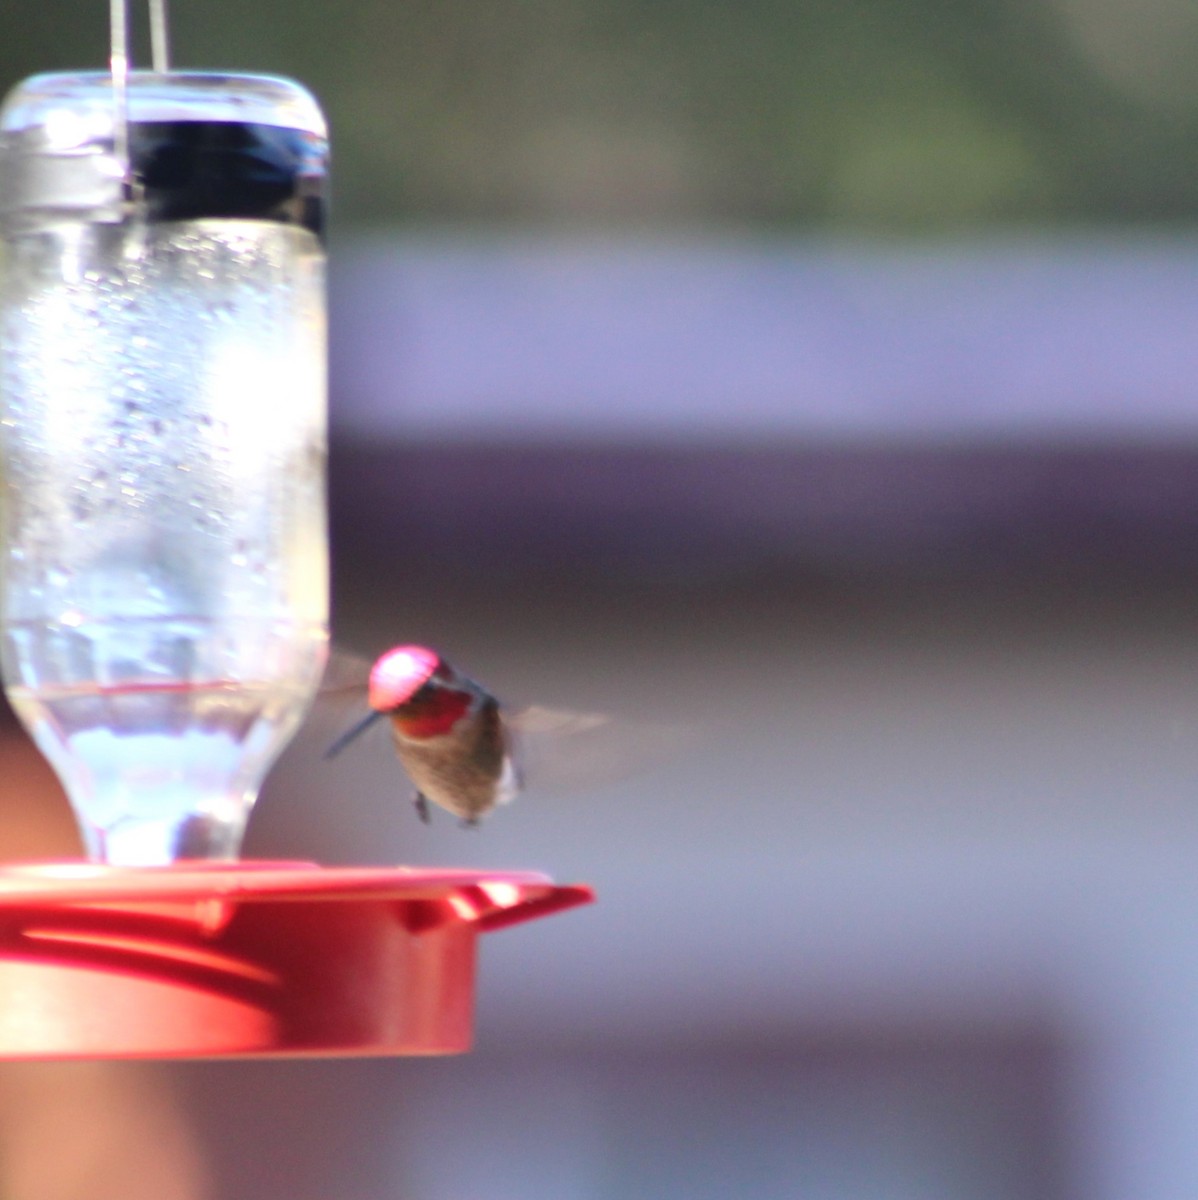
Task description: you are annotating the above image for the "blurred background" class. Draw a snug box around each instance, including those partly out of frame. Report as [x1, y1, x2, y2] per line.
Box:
[4, 0, 1198, 1197]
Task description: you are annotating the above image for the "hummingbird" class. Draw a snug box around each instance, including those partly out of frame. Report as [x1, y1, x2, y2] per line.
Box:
[324, 644, 521, 826]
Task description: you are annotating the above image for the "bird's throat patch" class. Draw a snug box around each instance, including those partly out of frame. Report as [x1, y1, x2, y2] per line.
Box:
[392, 688, 473, 739]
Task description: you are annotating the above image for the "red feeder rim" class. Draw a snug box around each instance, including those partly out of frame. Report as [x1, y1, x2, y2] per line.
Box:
[0, 861, 594, 1060]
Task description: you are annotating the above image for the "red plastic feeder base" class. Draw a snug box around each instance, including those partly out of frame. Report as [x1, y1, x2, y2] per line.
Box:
[0, 862, 593, 1060]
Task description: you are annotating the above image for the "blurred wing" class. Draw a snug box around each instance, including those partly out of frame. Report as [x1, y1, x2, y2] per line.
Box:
[503, 704, 690, 798]
[317, 648, 374, 696]
[507, 705, 613, 737]
[289, 648, 377, 757]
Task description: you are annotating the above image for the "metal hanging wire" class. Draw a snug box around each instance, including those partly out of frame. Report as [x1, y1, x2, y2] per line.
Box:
[148, 0, 171, 73]
[109, 0, 131, 190]
[109, 0, 172, 196]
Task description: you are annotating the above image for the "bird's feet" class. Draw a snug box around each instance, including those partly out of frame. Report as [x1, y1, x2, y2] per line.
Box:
[413, 793, 431, 824]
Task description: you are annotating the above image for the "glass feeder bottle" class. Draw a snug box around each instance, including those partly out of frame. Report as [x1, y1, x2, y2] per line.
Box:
[0, 70, 330, 865]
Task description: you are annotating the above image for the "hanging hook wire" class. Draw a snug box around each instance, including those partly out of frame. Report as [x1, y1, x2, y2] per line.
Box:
[149, 0, 171, 73]
[110, 1, 172, 201]
[109, 0, 131, 193]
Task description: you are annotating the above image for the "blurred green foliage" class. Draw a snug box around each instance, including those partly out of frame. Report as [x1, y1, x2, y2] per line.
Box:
[2, 0, 1197, 230]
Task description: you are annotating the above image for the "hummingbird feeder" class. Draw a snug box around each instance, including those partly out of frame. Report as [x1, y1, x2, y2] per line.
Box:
[0, 0, 591, 1059]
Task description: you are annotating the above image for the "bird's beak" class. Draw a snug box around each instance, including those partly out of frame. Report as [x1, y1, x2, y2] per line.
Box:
[324, 708, 386, 759]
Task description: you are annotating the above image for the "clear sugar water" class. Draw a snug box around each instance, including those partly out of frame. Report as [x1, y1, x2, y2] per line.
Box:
[0, 74, 329, 863]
